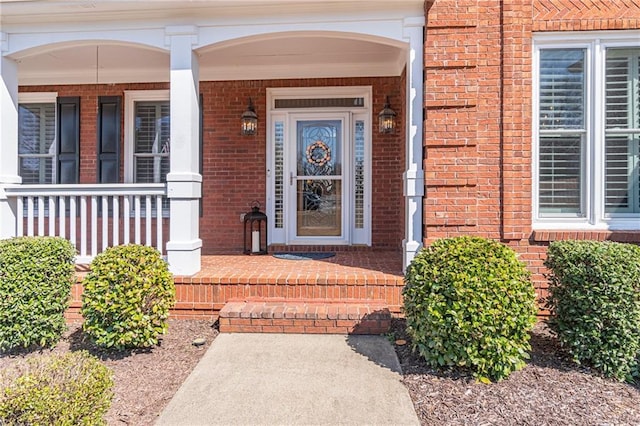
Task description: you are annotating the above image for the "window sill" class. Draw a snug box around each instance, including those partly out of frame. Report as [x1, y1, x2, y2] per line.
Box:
[531, 230, 640, 243]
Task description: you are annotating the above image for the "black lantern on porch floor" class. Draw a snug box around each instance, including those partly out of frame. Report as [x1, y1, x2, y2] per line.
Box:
[243, 202, 268, 255]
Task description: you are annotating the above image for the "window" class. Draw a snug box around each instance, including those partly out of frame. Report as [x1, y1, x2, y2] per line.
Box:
[125, 91, 170, 184]
[18, 93, 56, 184]
[133, 101, 170, 185]
[605, 49, 640, 214]
[534, 33, 640, 229]
[537, 49, 585, 215]
[125, 90, 170, 215]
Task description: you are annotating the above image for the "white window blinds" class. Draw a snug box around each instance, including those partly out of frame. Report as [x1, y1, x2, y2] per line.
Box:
[605, 49, 640, 214]
[539, 50, 585, 130]
[134, 101, 170, 184]
[18, 103, 56, 184]
[538, 49, 586, 215]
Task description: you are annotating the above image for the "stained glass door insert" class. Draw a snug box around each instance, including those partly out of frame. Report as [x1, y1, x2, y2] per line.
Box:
[294, 120, 343, 237]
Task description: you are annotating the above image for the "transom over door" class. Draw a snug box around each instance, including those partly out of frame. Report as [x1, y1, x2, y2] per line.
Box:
[291, 119, 345, 239]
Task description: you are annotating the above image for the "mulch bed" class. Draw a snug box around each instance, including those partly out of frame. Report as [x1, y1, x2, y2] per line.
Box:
[391, 319, 640, 425]
[2, 319, 640, 425]
[0, 320, 219, 426]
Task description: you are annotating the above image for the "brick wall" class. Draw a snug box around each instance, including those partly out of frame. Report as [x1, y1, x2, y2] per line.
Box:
[19, 76, 405, 254]
[424, 0, 502, 244]
[533, 0, 640, 31]
[424, 0, 640, 304]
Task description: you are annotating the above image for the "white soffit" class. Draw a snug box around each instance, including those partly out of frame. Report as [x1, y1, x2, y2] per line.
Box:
[0, 1, 424, 26]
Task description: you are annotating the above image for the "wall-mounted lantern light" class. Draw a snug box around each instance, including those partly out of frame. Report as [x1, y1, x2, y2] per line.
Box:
[378, 96, 396, 134]
[241, 97, 258, 136]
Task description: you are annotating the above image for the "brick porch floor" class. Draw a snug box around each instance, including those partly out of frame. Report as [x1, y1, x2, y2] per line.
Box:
[68, 251, 406, 326]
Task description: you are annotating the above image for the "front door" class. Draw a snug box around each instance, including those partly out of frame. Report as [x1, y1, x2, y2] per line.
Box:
[288, 115, 348, 243]
[267, 87, 372, 247]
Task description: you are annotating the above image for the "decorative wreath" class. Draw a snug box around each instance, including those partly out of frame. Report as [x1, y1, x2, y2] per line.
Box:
[305, 140, 332, 167]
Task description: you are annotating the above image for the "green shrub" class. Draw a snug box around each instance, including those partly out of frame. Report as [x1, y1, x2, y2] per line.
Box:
[0, 236, 76, 352]
[403, 236, 538, 382]
[81, 244, 175, 350]
[544, 240, 640, 381]
[0, 351, 113, 425]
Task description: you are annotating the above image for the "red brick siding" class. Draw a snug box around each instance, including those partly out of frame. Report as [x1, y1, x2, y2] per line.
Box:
[424, 0, 640, 306]
[424, 0, 502, 244]
[199, 77, 404, 252]
[501, 0, 534, 241]
[533, 0, 640, 31]
[20, 77, 405, 254]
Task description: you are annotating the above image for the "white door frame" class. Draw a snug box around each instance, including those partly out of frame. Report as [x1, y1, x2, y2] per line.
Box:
[266, 86, 372, 247]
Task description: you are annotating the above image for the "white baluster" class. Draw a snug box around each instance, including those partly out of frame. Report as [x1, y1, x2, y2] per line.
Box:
[27, 197, 34, 236]
[60, 196, 67, 240]
[134, 196, 141, 244]
[156, 195, 163, 253]
[102, 196, 109, 251]
[145, 195, 152, 246]
[16, 197, 24, 236]
[91, 195, 97, 257]
[123, 196, 131, 244]
[113, 196, 120, 246]
[49, 196, 56, 236]
[80, 196, 87, 258]
[69, 197, 77, 251]
[37, 196, 45, 235]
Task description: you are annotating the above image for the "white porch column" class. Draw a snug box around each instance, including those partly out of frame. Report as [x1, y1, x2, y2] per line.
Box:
[165, 26, 202, 275]
[402, 19, 425, 270]
[0, 36, 21, 240]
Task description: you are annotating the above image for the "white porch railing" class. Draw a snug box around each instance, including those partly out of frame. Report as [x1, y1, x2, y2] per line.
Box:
[4, 183, 168, 263]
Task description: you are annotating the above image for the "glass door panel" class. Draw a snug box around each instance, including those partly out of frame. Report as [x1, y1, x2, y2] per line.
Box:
[296, 180, 342, 236]
[295, 120, 343, 237]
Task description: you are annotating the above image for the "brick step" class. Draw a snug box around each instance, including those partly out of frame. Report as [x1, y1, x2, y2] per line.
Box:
[218, 298, 391, 335]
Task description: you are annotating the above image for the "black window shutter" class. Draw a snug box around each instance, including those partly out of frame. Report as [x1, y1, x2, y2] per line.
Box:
[97, 96, 121, 183]
[57, 97, 80, 184]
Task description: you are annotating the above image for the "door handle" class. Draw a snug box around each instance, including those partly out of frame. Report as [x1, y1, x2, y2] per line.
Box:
[290, 172, 295, 186]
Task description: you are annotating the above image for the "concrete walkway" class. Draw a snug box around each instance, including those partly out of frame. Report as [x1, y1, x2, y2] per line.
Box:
[156, 334, 420, 426]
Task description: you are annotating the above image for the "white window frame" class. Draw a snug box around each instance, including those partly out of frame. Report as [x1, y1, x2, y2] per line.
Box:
[124, 90, 170, 183]
[533, 31, 640, 231]
[17, 92, 58, 185]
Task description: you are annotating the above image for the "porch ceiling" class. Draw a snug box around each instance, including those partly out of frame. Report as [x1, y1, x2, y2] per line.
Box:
[14, 35, 406, 85]
[197, 34, 406, 81]
[16, 44, 170, 86]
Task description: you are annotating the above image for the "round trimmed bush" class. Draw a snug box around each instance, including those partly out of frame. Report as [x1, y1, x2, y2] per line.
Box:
[545, 240, 640, 381]
[0, 351, 113, 425]
[81, 244, 175, 350]
[0, 236, 76, 352]
[403, 236, 538, 382]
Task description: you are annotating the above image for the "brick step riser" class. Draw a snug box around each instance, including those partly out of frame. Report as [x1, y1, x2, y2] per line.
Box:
[68, 279, 404, 322]
[219, 299, 392, 335]
[219, 318, 390, 334]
